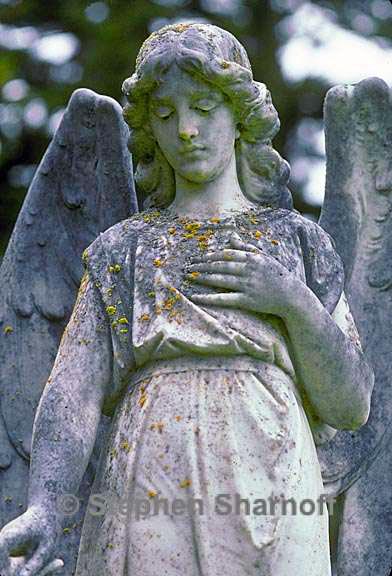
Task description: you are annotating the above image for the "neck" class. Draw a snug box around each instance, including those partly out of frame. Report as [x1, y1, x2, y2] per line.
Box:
[168, 152, 253, 219]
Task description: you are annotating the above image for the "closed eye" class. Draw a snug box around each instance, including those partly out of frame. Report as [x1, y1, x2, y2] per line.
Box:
[153, 105, 174, 119]
[193, 98, 219, 113]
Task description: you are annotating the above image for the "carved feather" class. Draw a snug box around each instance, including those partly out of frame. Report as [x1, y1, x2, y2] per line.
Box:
[318, 77, 392, 493]
[0, 89, 137, 540]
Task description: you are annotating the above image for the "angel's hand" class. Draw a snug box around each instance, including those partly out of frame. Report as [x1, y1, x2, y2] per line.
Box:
[185, 234, 298, 317]
[10, 557, 63, 576]
[0, 505, 59, 576]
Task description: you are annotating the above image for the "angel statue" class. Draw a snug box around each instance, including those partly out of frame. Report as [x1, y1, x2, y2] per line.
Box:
[4, 21, 392, 576]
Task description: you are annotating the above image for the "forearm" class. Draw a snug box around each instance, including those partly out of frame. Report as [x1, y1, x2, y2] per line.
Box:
[27, 273, 111, 512]
[282, 282, 374, 429]
[27, 379, 103, 512]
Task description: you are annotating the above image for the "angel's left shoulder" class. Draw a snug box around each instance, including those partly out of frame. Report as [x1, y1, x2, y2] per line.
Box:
[286, 211, 339, 254]
[287, 212, 345, 313]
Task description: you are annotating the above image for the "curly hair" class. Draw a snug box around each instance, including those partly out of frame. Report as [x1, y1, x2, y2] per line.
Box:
[122, 23, 292, 210]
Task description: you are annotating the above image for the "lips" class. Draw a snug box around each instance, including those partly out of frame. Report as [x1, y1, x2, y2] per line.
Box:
[181, 145, 205, 154]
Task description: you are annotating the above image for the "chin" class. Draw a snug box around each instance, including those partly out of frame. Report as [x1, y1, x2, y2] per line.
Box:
[178, 162, 220, 184]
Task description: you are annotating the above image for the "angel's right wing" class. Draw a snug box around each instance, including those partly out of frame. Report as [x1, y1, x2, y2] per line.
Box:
[0, 88, 137, 573]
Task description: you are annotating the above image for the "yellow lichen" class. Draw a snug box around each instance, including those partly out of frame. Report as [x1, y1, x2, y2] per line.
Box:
[172, 23, 191, 33]
[120, 440, 131, 453]
[139, 392, 148, 408]
[179, 479, 192, 488]
[3, 325, 13, 335]
[254, 230, 263, 239]
[147, 291, 155, 298]
[119, 328, 129, 334]
[271, 239, 279, 245]
[168, 227, 176, 235]
[209, 216, 221, 224]
[153, 258, 164, 267]
[144, 210, 160, 223]
[184, 221, 201, 232]
[118, 317, 128, 324]
[150, 422, 165, 433]
[148, 490, 157, 498]
[139, 313, 150, 322]
[162, 296, 178, 310]
[106, 305, 117, 316]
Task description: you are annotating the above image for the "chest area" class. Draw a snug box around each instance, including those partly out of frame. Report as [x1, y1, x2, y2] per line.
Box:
[133, 214, 306, 298]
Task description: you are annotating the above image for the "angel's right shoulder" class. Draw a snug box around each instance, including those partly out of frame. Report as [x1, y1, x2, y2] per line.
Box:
[83, 212, 147, 262]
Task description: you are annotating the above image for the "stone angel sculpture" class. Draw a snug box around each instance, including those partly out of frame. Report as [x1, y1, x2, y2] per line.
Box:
[0, 22, 384, 576]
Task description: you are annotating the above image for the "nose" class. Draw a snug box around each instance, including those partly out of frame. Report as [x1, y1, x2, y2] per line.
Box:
[178, 112, 199, 141]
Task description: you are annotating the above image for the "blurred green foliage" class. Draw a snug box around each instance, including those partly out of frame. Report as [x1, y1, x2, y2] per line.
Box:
[1, 0, 391, 256]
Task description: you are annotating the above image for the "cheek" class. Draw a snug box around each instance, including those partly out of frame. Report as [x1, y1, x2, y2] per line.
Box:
[151, 120, 174, 149]
[206, 109, 237, 153]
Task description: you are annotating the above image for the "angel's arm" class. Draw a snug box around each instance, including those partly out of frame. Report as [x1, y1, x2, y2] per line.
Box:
[188, 235, 374, 431]
[27, 272, 112, 512]
[282, 284, 374, 430]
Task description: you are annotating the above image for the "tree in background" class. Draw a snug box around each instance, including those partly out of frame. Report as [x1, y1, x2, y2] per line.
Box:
[0, 0, 391, 256]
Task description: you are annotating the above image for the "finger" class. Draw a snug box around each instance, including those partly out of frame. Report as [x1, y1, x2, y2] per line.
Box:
[189, 292, 247, 308]
[38, 558, 64, 576]
[187, 273, 244, 291]
[229, 235, 259, 253]
[185, 261, 247, 276]
[17, 545, 55, 576]
[0, 544, 11, 576]
[0, 530, 28, 576]
[190, 249, 249, 263]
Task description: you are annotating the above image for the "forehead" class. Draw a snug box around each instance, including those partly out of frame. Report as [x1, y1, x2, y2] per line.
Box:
[151, 63, 220, 101]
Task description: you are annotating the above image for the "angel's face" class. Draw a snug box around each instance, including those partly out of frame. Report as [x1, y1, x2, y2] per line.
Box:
[148, 63, 238, 184]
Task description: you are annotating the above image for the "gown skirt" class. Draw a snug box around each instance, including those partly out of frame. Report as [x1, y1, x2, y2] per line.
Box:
[75, 355, 331, 576]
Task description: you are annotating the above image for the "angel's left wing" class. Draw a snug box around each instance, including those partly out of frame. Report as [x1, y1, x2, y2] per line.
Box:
[318, 77, 392, 575]
[0, 88, 137, 571]
[317, 77, 392, 495]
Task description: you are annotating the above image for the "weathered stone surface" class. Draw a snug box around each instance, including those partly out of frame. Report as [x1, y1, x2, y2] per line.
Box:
[0, 88, 137, 574]
[0, 23, 379, 576]
[319, 77, 392, 575]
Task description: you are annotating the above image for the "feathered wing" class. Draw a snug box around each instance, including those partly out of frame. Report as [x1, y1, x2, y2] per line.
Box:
[318, 77, 392, 575]
[0, 89, 137, 570]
